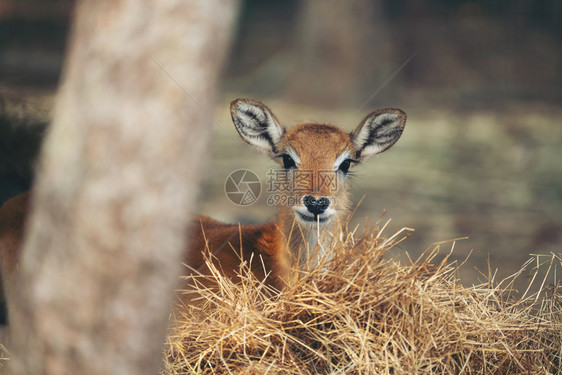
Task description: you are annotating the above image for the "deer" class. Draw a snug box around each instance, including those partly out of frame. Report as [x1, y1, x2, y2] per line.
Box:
[0, 98, 406, 319]
[182, 99, 406, 305]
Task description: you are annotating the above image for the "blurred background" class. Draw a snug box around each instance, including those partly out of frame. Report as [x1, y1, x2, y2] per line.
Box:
[1, 0, 561, 287]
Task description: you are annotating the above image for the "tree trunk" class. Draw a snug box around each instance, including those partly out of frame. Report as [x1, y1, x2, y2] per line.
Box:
[6, 0, 238, 374]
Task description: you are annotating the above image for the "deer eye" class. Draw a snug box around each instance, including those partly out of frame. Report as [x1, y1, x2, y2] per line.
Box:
[278, 154, 296, 169]
[337, 158, 356, 174]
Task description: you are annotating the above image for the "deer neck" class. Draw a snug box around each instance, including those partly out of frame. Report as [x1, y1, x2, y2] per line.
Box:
[277, 205, 340, 269]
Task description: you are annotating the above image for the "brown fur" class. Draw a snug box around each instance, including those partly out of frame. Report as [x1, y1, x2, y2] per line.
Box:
[185, 216, 289, 290]
[0, 191, 31, 314]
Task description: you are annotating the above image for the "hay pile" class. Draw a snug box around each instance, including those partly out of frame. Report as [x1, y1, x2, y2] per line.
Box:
[164, 224, 561, 374]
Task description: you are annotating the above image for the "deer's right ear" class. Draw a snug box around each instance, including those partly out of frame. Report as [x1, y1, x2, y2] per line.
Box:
[230, 99, 285, 155]
[350, 108, 406, 161]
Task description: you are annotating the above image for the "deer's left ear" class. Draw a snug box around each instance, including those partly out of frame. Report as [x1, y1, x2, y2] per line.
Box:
[350, 108, 406, 161]
[230, 98, 285, 156]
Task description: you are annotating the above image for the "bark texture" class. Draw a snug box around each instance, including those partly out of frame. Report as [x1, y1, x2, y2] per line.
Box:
[6, 0, 238, 374]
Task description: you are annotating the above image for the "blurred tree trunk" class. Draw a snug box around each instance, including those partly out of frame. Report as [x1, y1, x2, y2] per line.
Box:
[287, 0, 394, 106]
[5, 0, 238, 374]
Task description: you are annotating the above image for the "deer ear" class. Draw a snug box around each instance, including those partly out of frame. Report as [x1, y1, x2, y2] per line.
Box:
[230, 99, 285, 155]
[350, 108, 406, 161]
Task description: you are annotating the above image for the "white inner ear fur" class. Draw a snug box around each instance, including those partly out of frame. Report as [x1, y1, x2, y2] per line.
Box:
[235, 102, 284, 151]
[352, 111, 404, 159]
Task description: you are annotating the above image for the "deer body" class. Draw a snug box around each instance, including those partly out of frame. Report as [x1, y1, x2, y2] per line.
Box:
[0, 99, 406, 315]
[186, 216, 289, 290]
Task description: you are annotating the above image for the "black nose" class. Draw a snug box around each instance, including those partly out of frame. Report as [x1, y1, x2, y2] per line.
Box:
[303, 196, 331, 216]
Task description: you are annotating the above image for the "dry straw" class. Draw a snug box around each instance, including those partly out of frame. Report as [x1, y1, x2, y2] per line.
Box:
[164, 221, 561, 374]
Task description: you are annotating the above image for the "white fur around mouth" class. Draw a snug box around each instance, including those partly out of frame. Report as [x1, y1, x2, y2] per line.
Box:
[293, 205, 334, 225]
